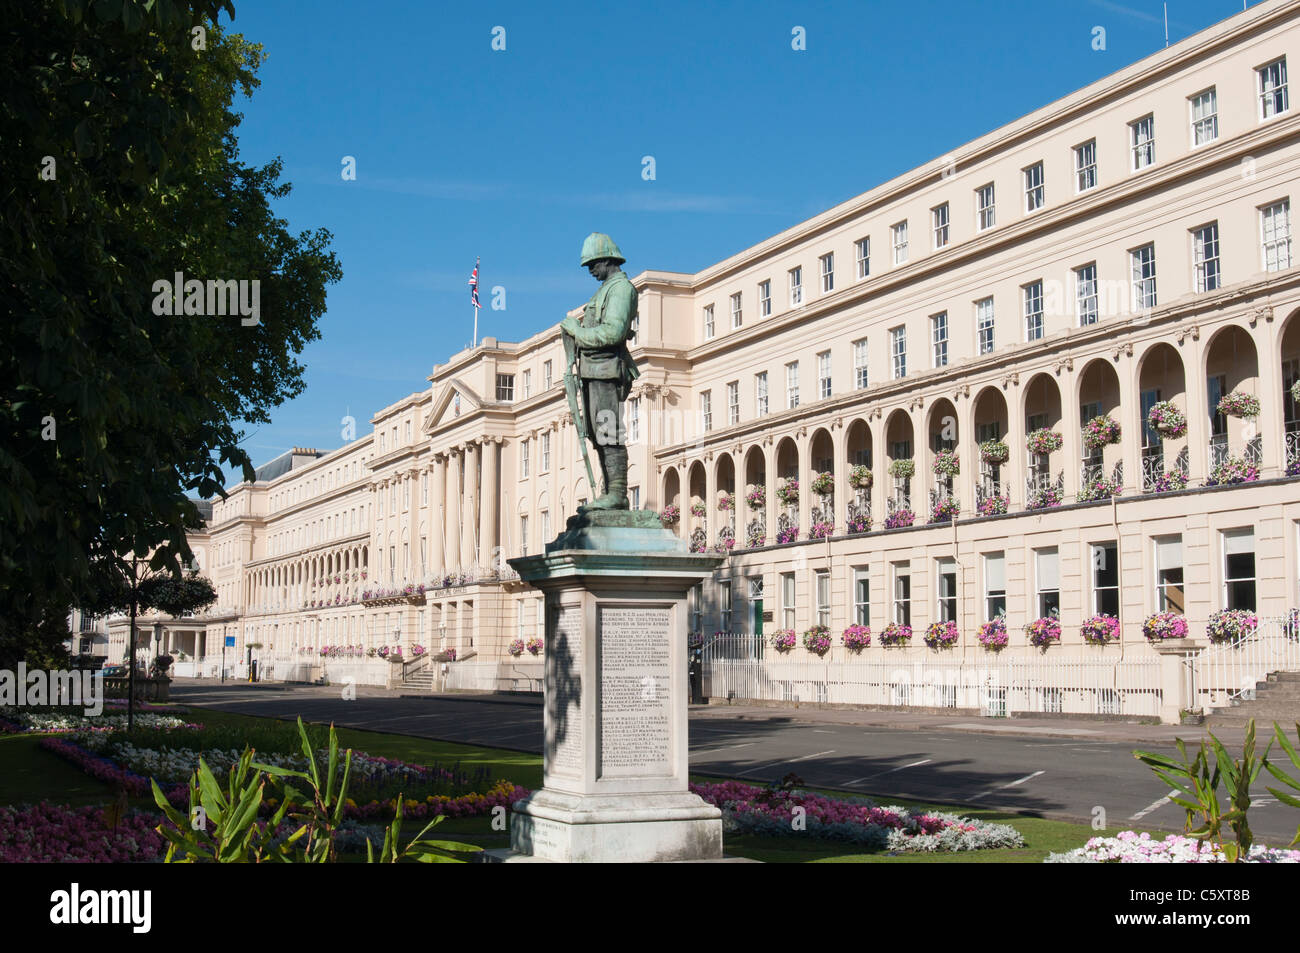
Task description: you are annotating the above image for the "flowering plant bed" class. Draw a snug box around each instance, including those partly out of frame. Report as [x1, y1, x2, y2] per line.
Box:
[525, 637, 543, 655]
[845, 512, 872, 533]
[1217, 391, 1260, 419]
[879, 622, 912, 646]
[1205, 609, 1258, 644]
[923, 620, 959, 649]
[929, 496, 960, 523]
[1142, 611, 1189, 641]
[1081, 414, 1121, 450]
[808, 520, 834, 540]
[776, 479, 799, 507]
[659, 504, 679, 526]
[931, 450, 959, 477]
[775, 525, 799, 544]
[842, 625, 871, 650]
[1046, 831, 1300, 863]
[745, 487, 765, 509]
[977, 618, 1008, 650]
[690, 780, 1025, 852]
[1025, 617, 1061, 648]
[717, 492, 734, 511]
[1026, 487, 1061, 510]
[690, 502, 706, 518]
[0, 803, 165, 863]
[802, 625, 831, 655]
[977, 494, 1009, 516]
[1146, 401, 1187, 438]
[1205, 457, 1259, 486]
[979, 439, 1009, 464]
[810, 471, 834, 495]
[884, 508, 914, 529]
[1076, 476, 1122, 503]
[771, 629, 797, 652]
[1026, 428, 1062, 455]
[508, 639, 525, 657]
[1080, 614, 1121, 645]
[0, 709, 195, 735]
[1151, 469, 1189, 493]
[848, 465, 873, 489]
[888, 459, 915, 479]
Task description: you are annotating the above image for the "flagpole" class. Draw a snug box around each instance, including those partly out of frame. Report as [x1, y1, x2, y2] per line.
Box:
[473, 305, 479, 349]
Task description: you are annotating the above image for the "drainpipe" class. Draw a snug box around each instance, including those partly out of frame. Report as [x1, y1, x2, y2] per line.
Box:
[1112, 494, 1124, 665]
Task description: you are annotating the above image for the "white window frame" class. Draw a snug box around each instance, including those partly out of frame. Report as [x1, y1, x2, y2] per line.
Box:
[1034, 547, 1059, 619]
[1259, 57, 1289, 121]
[891, 325, 907, 380]
[755, 371, 769, 416]
[789, 267, 803, 306]
[759, 279, 772, 316]
[1261, 199, 1293, 273]
[496, 374, 515, 401]
[628, 397, 641, 443]
[1092, 541, 1119, 616]
[1074, 139, 1097, 193]
[541, 431, 551, 472]
[891, 561, 911, 627]
[983, 551, 1007, 620]
[1223, 528, 1257, 611]
[703, 304, 715, 340]
[1154, 535, 1184, 614]
[1130, 115, 1155, 170]
[976, 297, 995, 355]
[1075, 263, 1099, 326]
[785, 361, 800, 409]
[1130, 243, 1157, 311]
[720, 581, 733, 631]
[727, 381, 740, 426]
[853, 339, 869, 389]
[781, 572, 797, 630]
[1023, 280, 1044, 342]
[852, 567, 870, 626]
[931, 311, 948, 368]
[700, 390, 713, 433]
[820, 252, 834, 294]
[891, 221, 909, 265]
[817, 350, 832, 400]
[932, 204, 949, 249]
[520, 438, 530, 479]
[814, 570, 831, 628]
[543, 359, 553, 389]
[1023, 162, 1045, 213]
[730, 292, 743, 329]
[855, 237, 871, 279]
[521, 369, 532, 399]
[1189, 87, 1218, 147]
[1192, 222, 1221, 294]
[976, 183, 996, 231]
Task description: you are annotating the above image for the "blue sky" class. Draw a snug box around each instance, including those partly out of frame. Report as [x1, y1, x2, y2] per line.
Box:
[219, 0, 1258, 484]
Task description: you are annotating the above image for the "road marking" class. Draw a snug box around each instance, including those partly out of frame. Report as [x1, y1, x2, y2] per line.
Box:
[942, 723, 1102, 736]
[811, 729, 836, 734]
[1130, 790, 1181, 821]
[975, 770, 1045, 800]
[690, 742, 758, 757]
[842, 758, 932, 786]
[733, 750, 836, 778]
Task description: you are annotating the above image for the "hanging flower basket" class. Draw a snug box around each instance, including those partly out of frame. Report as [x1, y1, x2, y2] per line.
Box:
[932, 451, 960, 477]
[846, 512, 872, 534]
[888, 459, 915, 479]
[1076, 477, 1122, 503]
[1142, 611, 1189, 642]
[848, 465, 873, 490]
[923, 620, 960, 649]
[1080, 614, 1121, 645]
[1205, 457, 1260, 487]
[659, 505, 680, 526]
[1292, 380, 1300, 403]
[1217, 391, 1260, 419]
[979, 440, 1010, 465]
[809, 520, 834, 539]
[1151, 470, 1188, 493]
[771, 629, 797, 652]
[746, 487, 766, 509]
[802, 624, 831, 656]
[508, 639, 525, 657]
[879, 622, 912, 646]
[1026, 429, 1063, 455]
[929, 497, 960, 523]
[810, 471, 834, 496]
[1205, 609, 1258, 645]
[1025, 616, 1062, 648]
[977, 618, 1008, 650]
[884, 508, 915, 529]
[1147, 401, 1187, 439]
[1081, 415, 1121, 450]
[842, 624, 871, 650]
[776, 479, 799, 507]
[717, 492, 734, 511]
[690, 501, 707, 518]
[1026, 487, 1061, 510]
[977, 495, 1009, 516]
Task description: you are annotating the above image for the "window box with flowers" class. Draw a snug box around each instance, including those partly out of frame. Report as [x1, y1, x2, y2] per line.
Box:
[1080, 614, 1121, 645]
[776, 479, 799, 507]
[1026, 429, 1063, 455]
[1146, 401, 1187, 439]
[879, 622, 912, 646]
[1081, 415, 1121, 450]
[977, 495, 1009, 516]
[848, 465, 873, 490]
[1217, 392, 1260, 419]
[1151, 469, 1189, 493]
[888, 459, 915, 480]
[526, 637, 543, 656]
[1026, 616, 1061, 648]
[1026, 487, 1062, 510]
[884, 508, 915, 529]
[1076, 476, 1122, 503]
[775, 525, 800, 544]
[810, 471, 834, 496]
[771, 629, 797, 652]
[802, 624, 831, 656]
[1205, 609, 1258, 645]
[923, 620, 960, 649]
[808, 520, 834, 539]
[659, 505, 680, 527]
[508, 639, 525, 657]
[842, 624, 871, 651]
[932, 451, 960, 478]
[845, 511, 872, 533]
[1142, 611, 1189, 642]
[1205, 457, 1259, 487]
[930, 496, 960, 523]
[977, 618, 1008, 650]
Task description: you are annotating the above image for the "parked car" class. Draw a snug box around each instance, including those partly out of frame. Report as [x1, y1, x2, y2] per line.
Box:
[101, 664, 126, 678]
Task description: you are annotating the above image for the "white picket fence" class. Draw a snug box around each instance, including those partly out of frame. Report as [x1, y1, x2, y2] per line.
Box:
[1187, 617, 1300, 712]
[443, 660, 544, 693]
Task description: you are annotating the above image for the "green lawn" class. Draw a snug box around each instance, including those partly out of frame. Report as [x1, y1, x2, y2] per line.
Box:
[0, 705, 1150, 862]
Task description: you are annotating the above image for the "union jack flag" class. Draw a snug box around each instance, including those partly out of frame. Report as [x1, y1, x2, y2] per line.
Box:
[468, 257, 481, 310]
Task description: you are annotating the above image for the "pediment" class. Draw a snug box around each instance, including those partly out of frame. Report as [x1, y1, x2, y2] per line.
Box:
[424, 378, 483, 433]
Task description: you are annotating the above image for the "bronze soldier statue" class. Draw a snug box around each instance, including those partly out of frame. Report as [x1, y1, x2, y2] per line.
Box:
[559, 233, 640, 511]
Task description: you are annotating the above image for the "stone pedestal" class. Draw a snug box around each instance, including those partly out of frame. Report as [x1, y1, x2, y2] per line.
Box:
[501, 510, 725, 862]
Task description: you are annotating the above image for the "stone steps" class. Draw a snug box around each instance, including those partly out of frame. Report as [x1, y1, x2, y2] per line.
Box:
[1206, 671, 1300, 729]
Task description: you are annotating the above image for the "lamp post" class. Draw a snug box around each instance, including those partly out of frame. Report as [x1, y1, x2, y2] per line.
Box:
[152, 621, 163, 671]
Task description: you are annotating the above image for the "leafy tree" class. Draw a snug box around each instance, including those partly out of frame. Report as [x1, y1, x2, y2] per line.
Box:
[0, 0, 342, 659]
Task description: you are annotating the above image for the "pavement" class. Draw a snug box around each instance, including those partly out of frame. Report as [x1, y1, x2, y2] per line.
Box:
[168, 679, 1300, 843]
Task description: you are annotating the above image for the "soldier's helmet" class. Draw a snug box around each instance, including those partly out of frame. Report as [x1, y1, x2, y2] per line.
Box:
[580, 232, 626, 267]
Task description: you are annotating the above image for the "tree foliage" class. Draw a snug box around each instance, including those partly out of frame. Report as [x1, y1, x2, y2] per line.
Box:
[0, 0, 341, 654]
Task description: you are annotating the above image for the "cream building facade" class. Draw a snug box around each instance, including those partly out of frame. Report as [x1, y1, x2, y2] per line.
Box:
[113, 1, 1300, 714]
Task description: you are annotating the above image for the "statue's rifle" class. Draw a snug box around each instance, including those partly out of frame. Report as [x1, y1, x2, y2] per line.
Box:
[562, 329, 599, 499]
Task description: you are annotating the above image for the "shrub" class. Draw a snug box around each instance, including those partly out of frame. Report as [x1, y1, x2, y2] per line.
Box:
[845, 512, 872, 533]
[1076, 477, 1122, 503]
[808, 520, 834, 539]
[1205, 457, 1260, 487]
[1026, 487, 1062, 509]
[977, 495, 1009, 516]
[1152, 469, 1189, 493]
[929, 497, 960, 523]
[775, 525, 799, 544]
[884, 508, 915, 529]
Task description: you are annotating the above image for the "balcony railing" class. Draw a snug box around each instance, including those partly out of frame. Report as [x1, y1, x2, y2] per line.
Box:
[1209, 434, 1262, 473]
[1287, 429, 1300, 472]
[1025, 470, 1064, 508]
[976, 480, 1008, 515]
[1142, 445, 1188, 492]
[1079, 458, 1122, 489]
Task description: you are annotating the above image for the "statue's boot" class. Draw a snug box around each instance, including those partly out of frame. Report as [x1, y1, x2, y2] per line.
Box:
[587, 447, 629, 509]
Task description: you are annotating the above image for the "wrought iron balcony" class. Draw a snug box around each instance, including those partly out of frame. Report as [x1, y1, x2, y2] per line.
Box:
[1287, 429, 1300, 472]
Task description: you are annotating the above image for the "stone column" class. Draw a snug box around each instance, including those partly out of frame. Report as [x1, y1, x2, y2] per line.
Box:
[446, 450, 462, 574]
[480, 438, 499, 570]
[1251, 310, 1282, 474]
[831, 424, 848, 532]
[1115, 349, 1139, 494]
[462, 442, 479, 571]
[1060, 368, 1081, 500]
[1181, 332, 1209, 483]
[1151, 639, 1200, 725]
[763, 441, 777, 547]
[430, 456, 446, 579]
[868, 414, 885, 525]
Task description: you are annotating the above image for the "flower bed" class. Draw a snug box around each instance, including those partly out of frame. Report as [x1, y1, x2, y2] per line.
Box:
[923, 620, 959, 649]
[802, 625, 831, 655]
[1205, 608, 1258, 644]
[0, 710, 195, 735]
[888, 459, 915, 480]
[1026, 429, 1062, 455]
[979, 439, 1009, 464]
[848, 465, 873, 490]
[1026, 487, 1061, 510]
[977, 495, 1009, 516]
[1025, 617, 1061, 648]
[810, 471, 834, 496]
[879, 622, 912, 647]
[776, 479, 799, 507]
[929, 496, 960, 523]
[1080, 614, 1120, 645]
[977, 618, 1008, 650]
[1205, 457, 1259, 486]
[659, 504, 680, 526]
[771, 629, 797, 652]
[1217, 391, 1260, 419]
[1142, 611, 1188, 642]
[1081, 414, 1121, 450]
[1076, 476, 1122, 503]
[1046, 831, 1300, 863]
[1151, 469, 1188, 493]
[842, 625, 871, 650]
[932, 451, 959, 477]
[691, 781, 1025, 852]
[884, 508, 915, 529]
[1146, 401, 1187, 438]
[0, 803, 165, 863]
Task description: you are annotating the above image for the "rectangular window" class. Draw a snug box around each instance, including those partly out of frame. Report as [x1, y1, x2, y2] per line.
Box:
[855, 237, 871, 278]
[931, 312, 948, 368]
[937, 557, 957, 623]
[853, 568, 870, 626]
[521, 369, 532, 399]
[689, 584, 702, 632]
[720, 581, 733, 631]
[984, 552, 1006, 619]
[1223, 529, 1256, 611]
[892, 561, 911, 627]
[1075, 263, 1099, 325]
[727, 380, 740, 425]
[543, 360, 553, 389]
[789, 267, 803, 306]
[975, 297, 995, 355]
[1023, 281, 1044, 341]
[891, 326, 907, 379]
[891, 221, 909, 265]
[819, 252, 834, 294]
[700, 390, 713, 432]
[517, 601, 526, 640]
[495, 374, 515, 401]
[1155, 536, 1185, 613]
[1259, 57, 1289, 119]
[730, 292, 743, 329]
[755, 371, 769, 415]
[629, 486, 640, 510]
[520, 515, 529, 556]
[628, 397, 641, 443]
[815, 571, 830, 628]
[976, 183, 996, 231]
[1024, 162, 1045, 212]
[541, 510, 550, 543]
[781, 572, 796, 630]
[1035, 548, 1060, 618]
[1190, 87, 1218, 146]
[520, 438, 530, 479]
[1130, 115, 1155, 170]
[759, 279, 772, 316]
[1075, 139, 1097, 192]
[786, 362, 800, 409]
[853, 339, 869, 389]
[1192, 223, 1221, 293]
[932, 204, 949, 249]
[1130, 243, 1157, 311]
[1093, 542, 1119, 616]
[1262, 200, 1293, 272]
[703, 304, 715, 340]
[422, 472, 428, 504]
[541, 432, 551, 472]
[817, 351, 832, 399]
